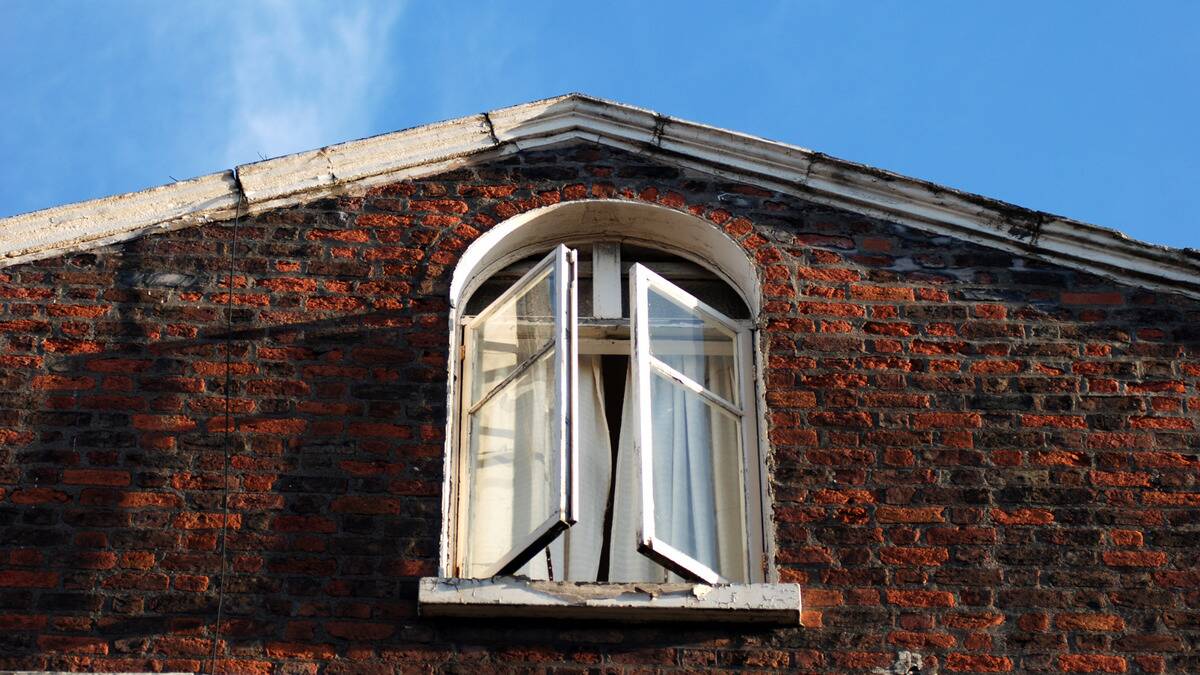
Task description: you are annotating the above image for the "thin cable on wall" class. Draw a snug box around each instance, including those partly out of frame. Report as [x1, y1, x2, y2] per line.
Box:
[208, 176, 243, 672]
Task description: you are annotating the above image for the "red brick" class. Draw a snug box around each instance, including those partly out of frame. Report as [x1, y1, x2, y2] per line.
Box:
[851, 284, 915, 301]
[1022, 414, 1087, 429]
[0, 428, 34, 446]
[36, 635, 109, 654]
[832, 651, 892, 669]
[1129, 416, 1193, 430]
[0, 319, 50, 331]
[945, 654, 1012, 672]
[101, 572, 169, 591]
[62, 469, 131, 486]
[1056, 613, 1125, 632]
[942, 611, 1005, 630]
[886, 590, 955, 607]
[73, 551, 117, 570]
[795, 267, 861, 282]
[121, 552, 156, 569]
[324, 621, 394, 640]
[1102, 551, 1166, 567]
[1090, 471, 1150, 487]
[912, 412, 982, 429]
[877, 506, 945, 523]
[795, 301, 866, 317]
[131, 414, 196, 431]
[0, 570, 58, 588]
[1061, 292, 1124, 305]
[175, 575, 210, 592]
[992, 508, 1054, 526]
[880, 547, 949, 566]
[173, 513, 242, 530]
[1058, 654, 1127, 672]
[239, 418, 307, 434]
[970, 360, 1022, 374]
[44, 338, 104, 353]
[273, 515, 338, 533]
[1032, 450, 1087, 467]
[1110, 529, 1143, 547]
[0, 614, 47, 630]
[211, 659, 273, 675]
[32, 374, 94, 390]
[1143, 491, 1200, 506]
[265, 642, 336, 660]
[348, 422, 412, 438]
[10, 487, 70, 504]
[0, 354, 42, 368]
[119, 491, 182, 508]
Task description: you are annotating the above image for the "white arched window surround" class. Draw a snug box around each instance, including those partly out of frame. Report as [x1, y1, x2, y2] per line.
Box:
[436, 199, 781, 593]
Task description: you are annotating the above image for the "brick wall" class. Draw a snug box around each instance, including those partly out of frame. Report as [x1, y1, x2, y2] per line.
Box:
[0, 144, 1197, 673]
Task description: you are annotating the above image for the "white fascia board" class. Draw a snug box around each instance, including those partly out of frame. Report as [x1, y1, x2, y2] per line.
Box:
[235, 113, 497, 205]
[418, 577, 801, 624]
[0, 170, 239, 268]
[2, 92, 1198, 299]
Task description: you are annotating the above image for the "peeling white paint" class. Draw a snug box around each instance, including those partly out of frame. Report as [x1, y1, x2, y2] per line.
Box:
[418, 577, 801, 624]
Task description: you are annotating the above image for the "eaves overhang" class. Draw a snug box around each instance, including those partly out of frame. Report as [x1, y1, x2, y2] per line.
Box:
[2, 93, 1198, 299]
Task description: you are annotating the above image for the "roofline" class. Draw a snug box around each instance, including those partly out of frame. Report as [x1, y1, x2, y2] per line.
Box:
[3, 93, 1199, 298]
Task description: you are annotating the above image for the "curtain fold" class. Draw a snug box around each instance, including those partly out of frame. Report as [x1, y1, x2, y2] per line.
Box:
[516, 356, 611, 580]
[470, 353, 743, 582]
[608, 356, 743, 582]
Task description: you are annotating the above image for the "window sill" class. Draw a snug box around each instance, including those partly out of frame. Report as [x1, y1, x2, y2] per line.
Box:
[418, 577, 801, 624]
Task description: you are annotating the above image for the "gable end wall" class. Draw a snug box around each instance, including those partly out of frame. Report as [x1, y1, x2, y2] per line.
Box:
[0, 144, 1197, 673]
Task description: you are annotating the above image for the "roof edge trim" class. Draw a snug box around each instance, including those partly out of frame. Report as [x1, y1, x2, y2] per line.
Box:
[2, 93, 1198, 299]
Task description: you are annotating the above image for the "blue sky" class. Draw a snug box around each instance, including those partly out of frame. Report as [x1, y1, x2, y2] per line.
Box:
[2, 1, 1198, 248]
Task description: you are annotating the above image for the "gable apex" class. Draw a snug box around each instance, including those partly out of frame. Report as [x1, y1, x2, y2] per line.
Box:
[2, 93, 1198, 299]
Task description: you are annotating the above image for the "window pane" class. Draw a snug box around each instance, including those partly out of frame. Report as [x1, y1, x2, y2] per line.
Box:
[647, 287, 737, 405]
[463, 352, 557, 578]
[648, 370, 747, 582]
[469, 269, 556, 403]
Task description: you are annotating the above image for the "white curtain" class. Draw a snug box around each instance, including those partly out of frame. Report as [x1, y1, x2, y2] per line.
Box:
[608, 356, 745, 582]
[517, 356, 611, 580]
[468, 354, 743, 582]
[465, 354, 555, 577]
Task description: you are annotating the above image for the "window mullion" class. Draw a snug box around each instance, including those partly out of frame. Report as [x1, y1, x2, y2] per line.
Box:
[592, 242, 622, 319]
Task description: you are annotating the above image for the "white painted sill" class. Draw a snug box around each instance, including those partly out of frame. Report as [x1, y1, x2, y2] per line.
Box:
[418, 577, 802, 624]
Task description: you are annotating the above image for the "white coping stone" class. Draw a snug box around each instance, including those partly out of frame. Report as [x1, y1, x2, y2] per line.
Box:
[2, 93, 1198, 300]
[417, 577, 802, 624]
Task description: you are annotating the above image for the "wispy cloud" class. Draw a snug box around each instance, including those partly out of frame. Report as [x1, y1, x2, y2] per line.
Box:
[224, 1, 404, 166]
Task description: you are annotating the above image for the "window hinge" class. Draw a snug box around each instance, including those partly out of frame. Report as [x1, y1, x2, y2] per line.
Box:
[459, 344, 466, 361]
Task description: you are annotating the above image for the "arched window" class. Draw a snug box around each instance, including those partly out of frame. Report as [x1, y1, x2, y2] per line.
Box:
[441, 201, 772, 585]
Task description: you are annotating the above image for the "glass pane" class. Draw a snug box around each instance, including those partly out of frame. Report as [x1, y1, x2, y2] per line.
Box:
[648, 371, 747, 582]
[463, 352, 557, 578]
[647, 287, 737, 404]
[469, 269, 556, 403]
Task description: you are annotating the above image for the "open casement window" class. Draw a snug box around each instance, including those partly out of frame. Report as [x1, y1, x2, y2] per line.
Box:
[630, 263, 755, 584]
[456, 244, 578, 577]
[453, 242, 767, 585]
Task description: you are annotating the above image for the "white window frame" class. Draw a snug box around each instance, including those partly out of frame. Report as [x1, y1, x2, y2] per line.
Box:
[449, 245, 772, 584]
[630, 263, 764, 584]
[429, 202, 798, 622]
[454, 244, 578, 577]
